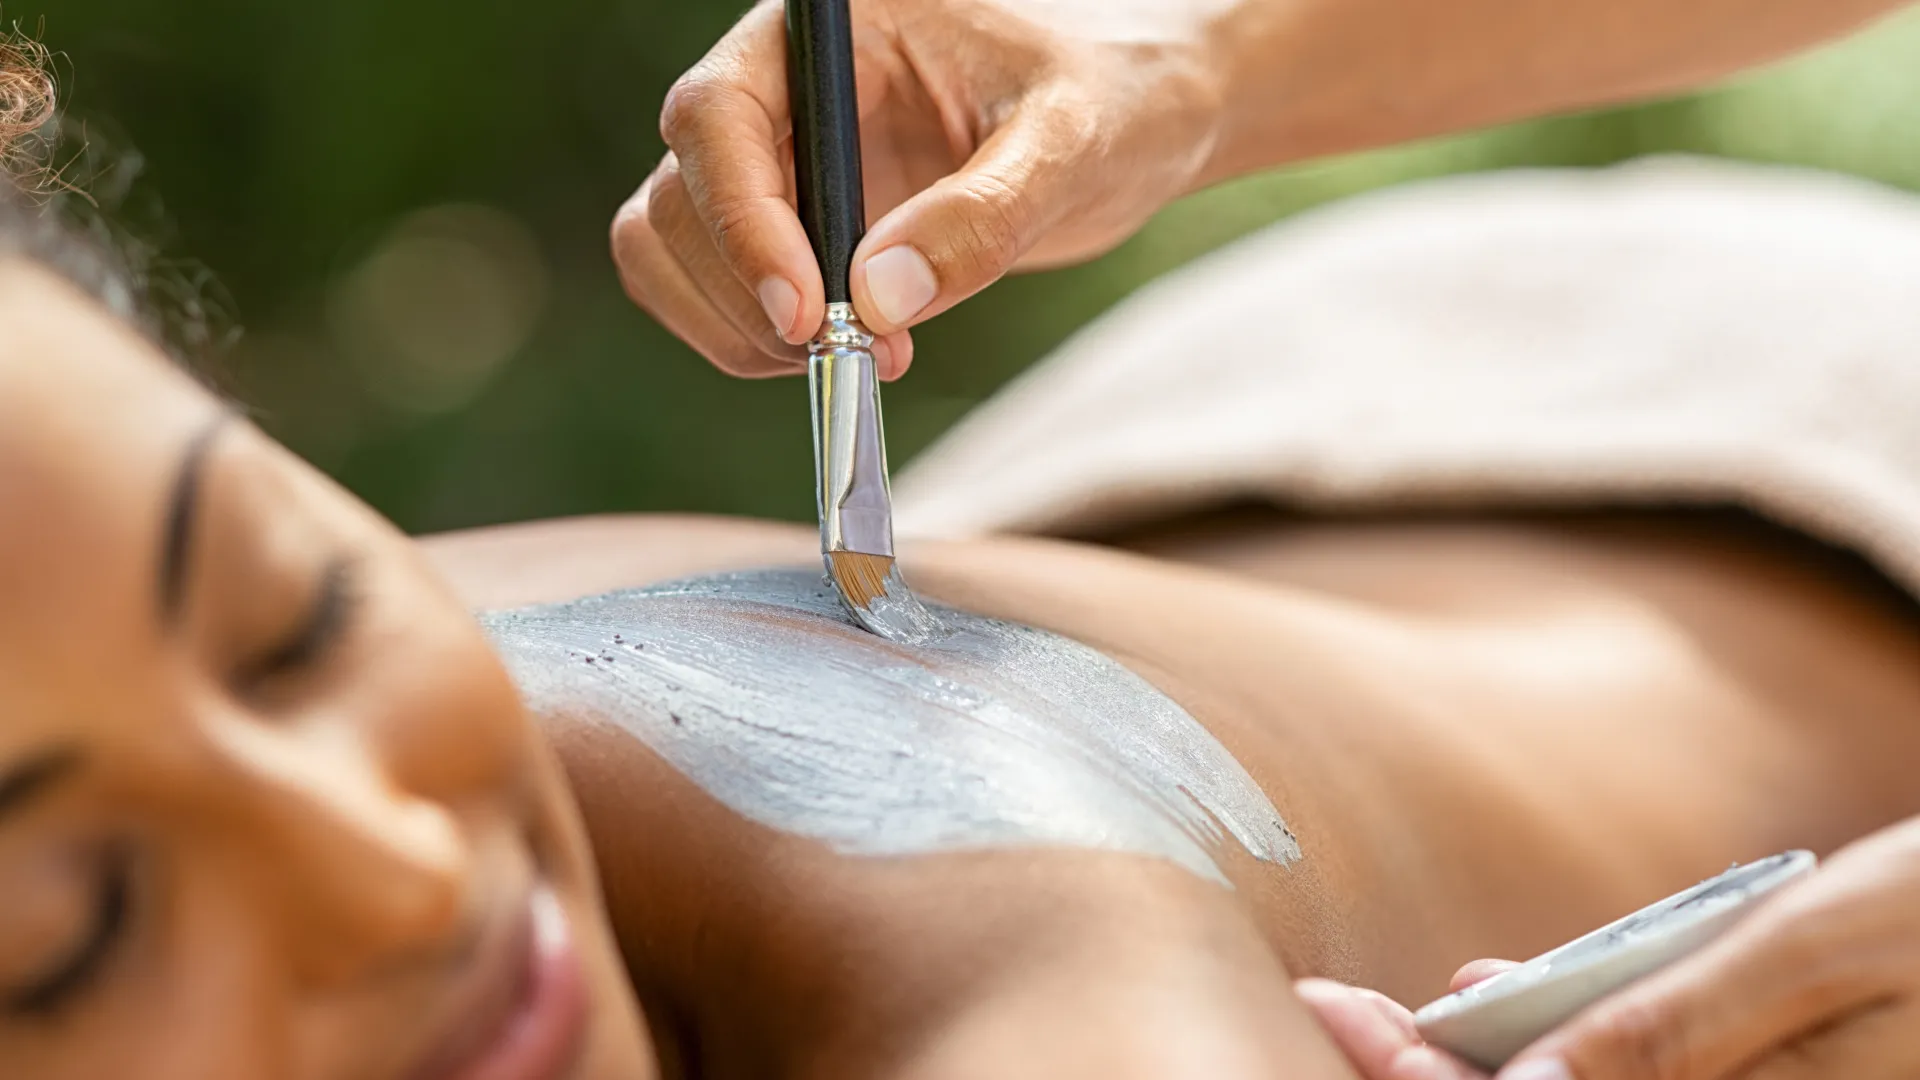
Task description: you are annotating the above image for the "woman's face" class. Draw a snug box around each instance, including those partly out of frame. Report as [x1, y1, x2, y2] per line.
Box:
[0, 261, 653, 1080]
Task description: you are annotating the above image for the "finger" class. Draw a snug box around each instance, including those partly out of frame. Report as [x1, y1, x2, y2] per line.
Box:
[876, 330, 913, 380]
[612, 176, 798, 379]
[850, 96, 1093, 335]
[1296, 979, 1422, 1080]
[1738, 1000, 1920, 1080]
[1390, 1045, 1491, 1080]
[1452, 960, 1523, 992]
[1501, 888, 1893, 1080]
[658, 0, 824, 346]
[646, 153, 809, 369]
[648, 154, 916, 376]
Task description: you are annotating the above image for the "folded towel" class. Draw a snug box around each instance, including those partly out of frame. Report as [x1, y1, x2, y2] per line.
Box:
[894, 157, 1920, 598]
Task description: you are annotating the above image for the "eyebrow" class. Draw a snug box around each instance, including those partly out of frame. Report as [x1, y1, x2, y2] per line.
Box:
[0, 748, 81, 824]
[158, 416, 231, 624]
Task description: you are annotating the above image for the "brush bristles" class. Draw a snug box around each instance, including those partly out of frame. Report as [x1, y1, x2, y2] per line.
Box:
[827, 551, 894, 611]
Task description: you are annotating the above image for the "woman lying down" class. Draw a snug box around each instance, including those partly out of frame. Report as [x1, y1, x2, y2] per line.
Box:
[9, 147, 1920, 1079]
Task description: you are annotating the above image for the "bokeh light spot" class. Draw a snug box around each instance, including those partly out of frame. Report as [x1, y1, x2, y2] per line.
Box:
[329, 204, 548, 417]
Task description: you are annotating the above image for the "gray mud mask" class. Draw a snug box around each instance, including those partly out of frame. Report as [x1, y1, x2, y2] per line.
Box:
[482, 568, 1300, 885]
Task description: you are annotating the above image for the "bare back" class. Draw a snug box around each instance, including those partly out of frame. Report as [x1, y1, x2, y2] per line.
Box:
[423, 509, 1920, 1004]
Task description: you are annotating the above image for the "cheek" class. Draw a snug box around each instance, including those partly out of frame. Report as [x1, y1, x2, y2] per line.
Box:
[126, 870, 303, 1080]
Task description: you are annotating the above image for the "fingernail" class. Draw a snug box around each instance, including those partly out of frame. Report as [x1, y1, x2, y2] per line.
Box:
[1500, 1058, 1572, 1080]
[863, 245, 937, 326]
[757, 277, 800, 340]
[1294, 979, 1352, 1007]
[1297, 980, 1415, 1062]
[1360, 989, 1421, 1042]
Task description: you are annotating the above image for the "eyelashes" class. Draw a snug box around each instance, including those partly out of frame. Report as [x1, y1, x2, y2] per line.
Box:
[3, 845, 131, 1018]
[235, 554, 362, 692]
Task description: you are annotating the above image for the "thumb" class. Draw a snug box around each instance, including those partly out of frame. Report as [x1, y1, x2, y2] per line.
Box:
[849, 108, 1080, 335]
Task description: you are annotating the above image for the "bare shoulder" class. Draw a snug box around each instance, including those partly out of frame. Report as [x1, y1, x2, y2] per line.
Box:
[417, 512, 817, 609]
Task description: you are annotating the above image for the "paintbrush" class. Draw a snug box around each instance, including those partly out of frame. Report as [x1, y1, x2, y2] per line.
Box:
[787, 0, 939, 643]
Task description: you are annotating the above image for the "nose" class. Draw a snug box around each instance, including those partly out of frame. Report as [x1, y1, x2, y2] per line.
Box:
[282, 777, 472, 986]
[187, 605, 532, 988]
[209, 716, 477, 987]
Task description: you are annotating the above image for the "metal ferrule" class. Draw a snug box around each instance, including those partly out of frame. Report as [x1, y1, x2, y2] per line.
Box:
[810, 302, 896, 558]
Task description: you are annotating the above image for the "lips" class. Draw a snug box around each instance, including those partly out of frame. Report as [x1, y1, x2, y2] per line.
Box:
[412, 887, 590, 1080]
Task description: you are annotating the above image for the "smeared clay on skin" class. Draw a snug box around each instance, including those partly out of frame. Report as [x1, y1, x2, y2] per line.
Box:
[483, 568, 1300, 885]
[848, 562, 944, 644]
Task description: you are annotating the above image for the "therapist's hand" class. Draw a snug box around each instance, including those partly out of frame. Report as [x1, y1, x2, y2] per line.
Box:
[614, 0, 1907, 379]
[1300, 816, 1920, 1080]
[1295, 966, 1503, 1080]
[1510, 818, 1920, 1080]
[612, 0, 1224, 378]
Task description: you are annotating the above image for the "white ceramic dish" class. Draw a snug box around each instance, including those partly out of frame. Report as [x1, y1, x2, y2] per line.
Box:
[1414, 850, 1818, 1070]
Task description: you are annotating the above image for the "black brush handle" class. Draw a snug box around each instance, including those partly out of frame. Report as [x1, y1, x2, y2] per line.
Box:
[786, 0, 865, 305]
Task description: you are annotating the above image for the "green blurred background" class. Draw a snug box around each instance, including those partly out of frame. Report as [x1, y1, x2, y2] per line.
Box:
[20, 2, 1920, 533]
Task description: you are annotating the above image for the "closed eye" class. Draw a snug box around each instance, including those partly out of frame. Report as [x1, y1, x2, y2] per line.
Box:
[3, 845, 131, 1017]
[236, 554, 361, 692]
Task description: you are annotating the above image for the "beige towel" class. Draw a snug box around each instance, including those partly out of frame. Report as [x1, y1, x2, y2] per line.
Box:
[894, 157, 1920, 597]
